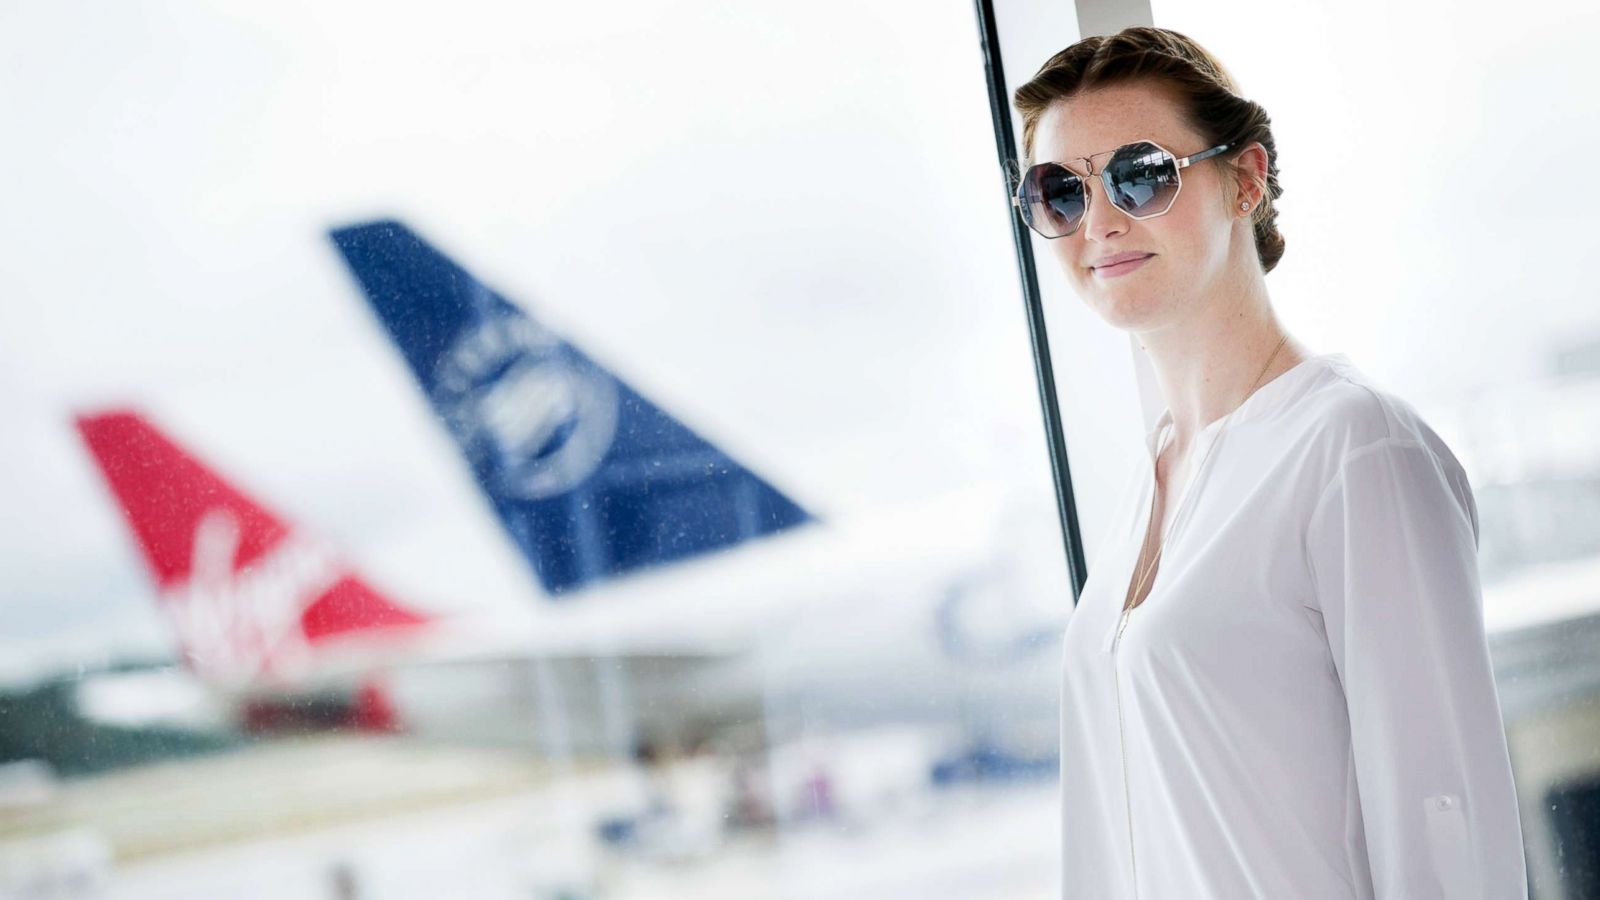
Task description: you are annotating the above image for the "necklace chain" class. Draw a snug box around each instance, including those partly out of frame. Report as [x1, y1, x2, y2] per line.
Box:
[1113, 334, 1291, 646]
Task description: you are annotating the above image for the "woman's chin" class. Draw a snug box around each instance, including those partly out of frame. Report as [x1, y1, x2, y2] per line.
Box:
[1087, 288, 1162, 330]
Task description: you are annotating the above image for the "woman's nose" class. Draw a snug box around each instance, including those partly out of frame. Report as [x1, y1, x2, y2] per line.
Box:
[1080, 175, 1128, 243]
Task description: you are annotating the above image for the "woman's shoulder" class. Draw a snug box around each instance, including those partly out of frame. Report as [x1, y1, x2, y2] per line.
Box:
[1291, 357, 1477, 531]
[1292, 355, 1481, 545]
[1297, 355, 1461, 466]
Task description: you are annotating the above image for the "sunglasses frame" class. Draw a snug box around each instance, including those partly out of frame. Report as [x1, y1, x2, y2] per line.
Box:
[1011, 140, 1233, 239]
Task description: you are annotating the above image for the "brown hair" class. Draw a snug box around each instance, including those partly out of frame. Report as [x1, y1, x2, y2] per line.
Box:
[1011, 26, 1286, 274]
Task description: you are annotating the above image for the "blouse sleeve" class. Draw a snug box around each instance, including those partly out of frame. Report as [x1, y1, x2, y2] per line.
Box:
[1303, 436, 1527, 899]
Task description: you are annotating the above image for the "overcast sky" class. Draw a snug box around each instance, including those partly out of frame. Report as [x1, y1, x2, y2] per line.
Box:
[2, 0, 1595, 682]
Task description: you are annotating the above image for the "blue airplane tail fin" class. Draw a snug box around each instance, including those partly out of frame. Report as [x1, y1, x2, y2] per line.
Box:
[329, 220, 815, 597]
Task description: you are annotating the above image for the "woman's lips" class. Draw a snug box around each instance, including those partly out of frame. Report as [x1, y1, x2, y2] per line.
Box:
[1092, 254, 1153, 278]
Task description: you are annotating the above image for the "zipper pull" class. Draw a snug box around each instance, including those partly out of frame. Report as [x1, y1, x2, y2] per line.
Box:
[1104, 608, 1130, 654]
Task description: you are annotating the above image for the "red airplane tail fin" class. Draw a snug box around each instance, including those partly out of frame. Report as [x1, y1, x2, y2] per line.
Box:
[74, 410, 432, 687]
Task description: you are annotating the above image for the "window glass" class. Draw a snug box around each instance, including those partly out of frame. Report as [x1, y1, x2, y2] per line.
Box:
[0, 2, 1073, 897]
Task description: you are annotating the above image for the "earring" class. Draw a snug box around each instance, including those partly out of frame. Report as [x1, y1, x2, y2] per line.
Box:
[1240, 201, 1250, 211]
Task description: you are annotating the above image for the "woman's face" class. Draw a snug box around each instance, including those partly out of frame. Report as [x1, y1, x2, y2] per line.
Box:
[1030, 82, 1241, 331]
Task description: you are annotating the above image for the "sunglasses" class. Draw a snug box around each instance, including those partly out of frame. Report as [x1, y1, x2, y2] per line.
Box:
[1012, 140, 1232, 239]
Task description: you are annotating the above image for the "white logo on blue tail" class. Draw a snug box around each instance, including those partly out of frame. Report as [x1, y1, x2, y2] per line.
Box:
[435, 309, 619, 500]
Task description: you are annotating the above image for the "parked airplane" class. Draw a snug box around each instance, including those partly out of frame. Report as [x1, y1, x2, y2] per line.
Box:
[70, 218, 1070, 761]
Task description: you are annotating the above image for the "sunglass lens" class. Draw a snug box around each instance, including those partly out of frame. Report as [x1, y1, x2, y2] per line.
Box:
[1106, 142, 1180, 217]
[1019, 164, 1085, 238]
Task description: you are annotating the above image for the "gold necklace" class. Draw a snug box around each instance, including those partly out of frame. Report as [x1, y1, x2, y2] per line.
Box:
[1112, 334, 1290, 648]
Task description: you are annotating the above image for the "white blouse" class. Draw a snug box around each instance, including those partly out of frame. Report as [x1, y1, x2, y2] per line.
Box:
[1059, 352, 1527, 899]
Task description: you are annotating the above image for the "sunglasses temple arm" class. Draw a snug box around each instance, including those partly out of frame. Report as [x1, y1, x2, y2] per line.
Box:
[1174, 143, 1231, 169]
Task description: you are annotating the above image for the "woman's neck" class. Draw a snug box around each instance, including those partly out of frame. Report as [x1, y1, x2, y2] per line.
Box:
[1143, 317, 1309, 450]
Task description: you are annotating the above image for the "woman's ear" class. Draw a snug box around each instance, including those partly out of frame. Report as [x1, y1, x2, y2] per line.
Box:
[1234, 141, 1269, 208]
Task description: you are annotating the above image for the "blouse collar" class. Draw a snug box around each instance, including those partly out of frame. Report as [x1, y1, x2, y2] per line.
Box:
[1143, 352, 1351, 459]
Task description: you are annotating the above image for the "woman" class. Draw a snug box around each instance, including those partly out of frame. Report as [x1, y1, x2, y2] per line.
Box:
[1009, 26, 1526, 899]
